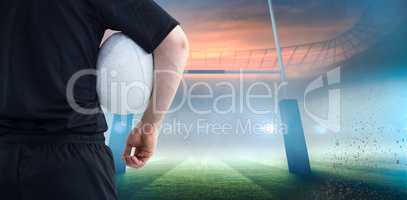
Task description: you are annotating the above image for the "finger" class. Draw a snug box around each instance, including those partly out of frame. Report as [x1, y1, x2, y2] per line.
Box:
[124, 156, 139, 168]
[130, 150, 148, 168]
[131, 156, 145, 168]
[121, 144, 133, 161]
[136, 151, 153, 162]
[124, 156, 145, 168]
[121, 128, 142, 160]
[125, 155, 142, 165]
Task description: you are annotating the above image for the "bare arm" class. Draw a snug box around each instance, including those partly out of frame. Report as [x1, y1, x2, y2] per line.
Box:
[122, 26, 189, 168]
[142, 25, 189, 126]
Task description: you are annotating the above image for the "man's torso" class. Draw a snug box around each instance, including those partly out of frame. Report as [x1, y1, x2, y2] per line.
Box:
[0, 0, 108, 134]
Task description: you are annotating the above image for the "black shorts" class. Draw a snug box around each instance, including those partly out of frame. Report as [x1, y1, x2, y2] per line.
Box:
[0, 133, 117, 200]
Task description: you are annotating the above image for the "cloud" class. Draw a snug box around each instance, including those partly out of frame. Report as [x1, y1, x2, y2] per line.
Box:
[155, 0, 361, 52]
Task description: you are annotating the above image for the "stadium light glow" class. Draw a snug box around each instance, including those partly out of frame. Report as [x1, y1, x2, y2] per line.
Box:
[315, 125, 327, 135]
[263, 123, 275, 134]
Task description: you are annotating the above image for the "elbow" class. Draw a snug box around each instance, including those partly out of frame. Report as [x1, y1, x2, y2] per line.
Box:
[166, 26, 189, 55]
[172, 28, 189, 72]
[154, 26, 189, 73]
[179, 32, 189, 54]
[177, 32, 189, 71]
[171, 26, 189, 51]
[179, 36, 189, 57]
[156, 26, 189, 58]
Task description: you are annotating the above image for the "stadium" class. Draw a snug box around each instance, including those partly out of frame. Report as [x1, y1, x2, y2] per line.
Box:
[103, 1, 407, 199]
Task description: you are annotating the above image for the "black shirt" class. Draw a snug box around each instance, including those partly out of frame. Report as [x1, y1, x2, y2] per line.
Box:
[0, 0, 179, 134]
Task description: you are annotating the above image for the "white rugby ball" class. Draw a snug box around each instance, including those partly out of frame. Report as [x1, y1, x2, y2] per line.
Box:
[97, 33, 153, 115]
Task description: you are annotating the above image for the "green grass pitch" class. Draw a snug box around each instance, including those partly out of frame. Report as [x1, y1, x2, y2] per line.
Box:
[117, 158, 407, 200]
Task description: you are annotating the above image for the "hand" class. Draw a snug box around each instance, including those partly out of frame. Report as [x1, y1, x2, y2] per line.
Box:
[121, 122, 158, 169]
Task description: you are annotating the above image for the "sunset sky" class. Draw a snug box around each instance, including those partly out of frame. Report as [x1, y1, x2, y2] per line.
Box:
[156, 0, 368, 51]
